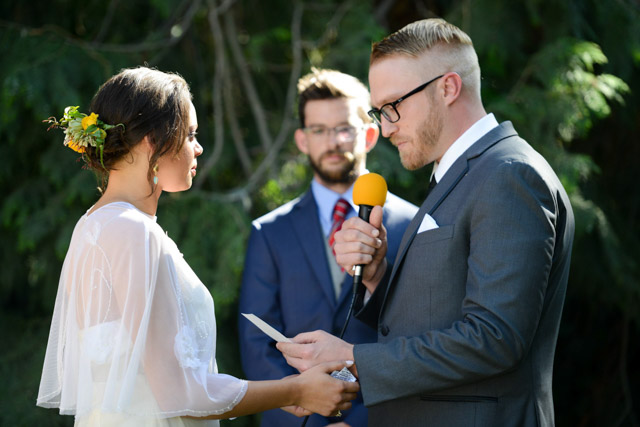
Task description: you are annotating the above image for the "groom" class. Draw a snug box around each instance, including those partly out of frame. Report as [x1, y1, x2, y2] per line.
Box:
[278, 18, 574, 427]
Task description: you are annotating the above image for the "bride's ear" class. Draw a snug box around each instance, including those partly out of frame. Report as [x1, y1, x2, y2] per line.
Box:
[130, 135, 156, 167]
[137, 135, 155, 159]
[141, 135, 153, 152]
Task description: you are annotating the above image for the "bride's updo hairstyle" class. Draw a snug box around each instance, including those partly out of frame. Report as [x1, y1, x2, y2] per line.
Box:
[87, 67, 192, 187]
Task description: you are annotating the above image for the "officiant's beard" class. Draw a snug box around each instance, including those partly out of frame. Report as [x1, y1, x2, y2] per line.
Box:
[308, 150, 360, 184]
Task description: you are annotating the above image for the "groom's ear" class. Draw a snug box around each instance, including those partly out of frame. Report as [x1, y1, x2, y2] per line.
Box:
[441, 72, 463, 106]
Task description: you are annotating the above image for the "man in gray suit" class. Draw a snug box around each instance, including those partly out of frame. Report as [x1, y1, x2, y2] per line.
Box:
[278, 18, 574, 426]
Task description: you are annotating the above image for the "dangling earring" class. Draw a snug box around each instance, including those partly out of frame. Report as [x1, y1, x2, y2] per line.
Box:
[152, 164, 159, 185]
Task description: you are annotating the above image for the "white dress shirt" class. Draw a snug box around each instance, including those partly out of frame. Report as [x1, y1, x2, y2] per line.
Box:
[433, 113, 499, 184]
[311, 179, 357, 237]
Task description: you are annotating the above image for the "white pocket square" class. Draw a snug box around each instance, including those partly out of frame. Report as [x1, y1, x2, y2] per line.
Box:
[417, 213, 439, 233]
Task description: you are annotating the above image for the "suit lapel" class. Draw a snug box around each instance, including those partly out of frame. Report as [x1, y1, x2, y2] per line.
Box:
[290, 191, 337, 308]
[385, 197, 431, 289]
[380, 122, 518, 314]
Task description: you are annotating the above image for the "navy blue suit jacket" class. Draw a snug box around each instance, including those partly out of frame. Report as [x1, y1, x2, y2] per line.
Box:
[238, 188, 417, 427]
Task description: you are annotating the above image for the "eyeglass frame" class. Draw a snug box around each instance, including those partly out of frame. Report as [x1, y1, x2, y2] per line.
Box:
[367, 74, 445, 125]
[301, 124, 365, 144]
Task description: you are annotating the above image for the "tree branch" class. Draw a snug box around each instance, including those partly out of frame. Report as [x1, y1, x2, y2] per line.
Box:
[374, 0, 396, 29]
[223, 72, 253, 176]
[223, 11, 273, 152]
[613, 317, 639, 427]
[4, 0, 202, 54]
[93, 0, 120, 43]
[195, 0, 228, 189]
[89, 0, 202, 52]
[199, 1, 304, 205]
[303, 0, 354, 52]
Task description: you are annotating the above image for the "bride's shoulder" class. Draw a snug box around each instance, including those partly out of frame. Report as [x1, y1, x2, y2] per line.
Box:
[86, 202, 165, 242]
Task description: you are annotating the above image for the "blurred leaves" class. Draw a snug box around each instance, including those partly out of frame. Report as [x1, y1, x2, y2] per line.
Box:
[1, 0, 639, 426]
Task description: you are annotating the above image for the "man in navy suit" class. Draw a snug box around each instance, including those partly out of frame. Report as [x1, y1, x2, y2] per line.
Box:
[238, 68, 417, 427]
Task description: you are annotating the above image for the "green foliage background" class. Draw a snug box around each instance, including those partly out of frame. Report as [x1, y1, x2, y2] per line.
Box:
[1, 0, 638, 425]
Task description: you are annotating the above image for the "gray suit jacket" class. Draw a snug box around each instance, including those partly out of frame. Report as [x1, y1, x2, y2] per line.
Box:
[353, 122, 574, 427]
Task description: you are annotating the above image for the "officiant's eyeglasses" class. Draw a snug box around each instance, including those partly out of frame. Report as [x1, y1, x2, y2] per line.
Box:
[303, 125, 361, 144]
[367, 74, 444, 125]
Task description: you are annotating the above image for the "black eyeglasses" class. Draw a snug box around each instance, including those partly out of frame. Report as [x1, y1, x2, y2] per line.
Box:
[367, 74, 444, 125]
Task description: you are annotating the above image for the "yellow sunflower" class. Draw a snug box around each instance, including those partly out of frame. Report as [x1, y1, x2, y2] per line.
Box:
[81, 113, 99, 130]
[66, 140, 86, 153]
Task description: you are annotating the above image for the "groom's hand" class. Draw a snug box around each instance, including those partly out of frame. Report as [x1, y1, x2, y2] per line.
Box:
[276, 330, 357, 377]
[334, 205, 387, 293]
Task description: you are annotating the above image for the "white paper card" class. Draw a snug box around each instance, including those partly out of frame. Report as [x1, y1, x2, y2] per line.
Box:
[241, 313, 292, 343]
[417, 213, 439, 233]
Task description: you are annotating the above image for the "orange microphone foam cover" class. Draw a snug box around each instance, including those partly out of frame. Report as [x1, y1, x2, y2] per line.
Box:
[353, 173, 387, 206]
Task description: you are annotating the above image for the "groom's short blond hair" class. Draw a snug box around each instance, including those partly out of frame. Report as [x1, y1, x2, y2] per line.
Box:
[371, 18, 481, 100]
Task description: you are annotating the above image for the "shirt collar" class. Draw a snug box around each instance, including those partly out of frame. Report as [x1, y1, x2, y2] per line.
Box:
[433, 113, 498, 183]
[311, 179, 357, 236]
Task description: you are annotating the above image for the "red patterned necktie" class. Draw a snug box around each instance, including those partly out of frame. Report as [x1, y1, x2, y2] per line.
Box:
[328, 198, 350, 255]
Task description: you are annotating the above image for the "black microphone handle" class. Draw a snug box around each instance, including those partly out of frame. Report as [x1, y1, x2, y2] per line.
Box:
[344, 203, 374, 336]
[354, 204, 374, 285]
[358, 204, 373, 222]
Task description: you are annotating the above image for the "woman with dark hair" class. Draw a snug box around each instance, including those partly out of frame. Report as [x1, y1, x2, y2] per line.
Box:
[37, 67, 358, 426]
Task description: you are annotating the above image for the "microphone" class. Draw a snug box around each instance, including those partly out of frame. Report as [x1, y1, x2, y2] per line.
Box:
[352, 172, 387, 285]
[335, 173, 387, 340]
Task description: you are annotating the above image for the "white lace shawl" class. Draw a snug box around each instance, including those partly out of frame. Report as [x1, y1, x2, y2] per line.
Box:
[37, 202, 247, 419]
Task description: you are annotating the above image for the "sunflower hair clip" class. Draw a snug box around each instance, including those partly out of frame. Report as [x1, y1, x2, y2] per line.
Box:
[44, 106, 124, 169]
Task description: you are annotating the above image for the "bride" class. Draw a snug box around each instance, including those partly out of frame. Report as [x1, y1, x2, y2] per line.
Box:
[37, 66, 358, 426]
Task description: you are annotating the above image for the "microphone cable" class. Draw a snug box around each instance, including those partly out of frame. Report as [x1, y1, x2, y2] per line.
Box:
[300, 272, 360, 427]
[300, 173, 387, 427]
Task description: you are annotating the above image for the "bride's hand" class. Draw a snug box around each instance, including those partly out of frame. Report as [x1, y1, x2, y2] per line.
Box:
[281, 405, 312, 417]
[292, 360, 359, 417]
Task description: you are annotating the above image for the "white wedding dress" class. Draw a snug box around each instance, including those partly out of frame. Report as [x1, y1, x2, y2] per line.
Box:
[37, 202, 247, 426]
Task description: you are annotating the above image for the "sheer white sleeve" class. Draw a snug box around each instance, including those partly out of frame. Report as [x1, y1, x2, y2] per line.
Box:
[37, 203, 247, 421]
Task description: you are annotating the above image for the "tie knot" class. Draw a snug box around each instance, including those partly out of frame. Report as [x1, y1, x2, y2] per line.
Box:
[427, 176, 437, 195]
[332, 198, 350, 222]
